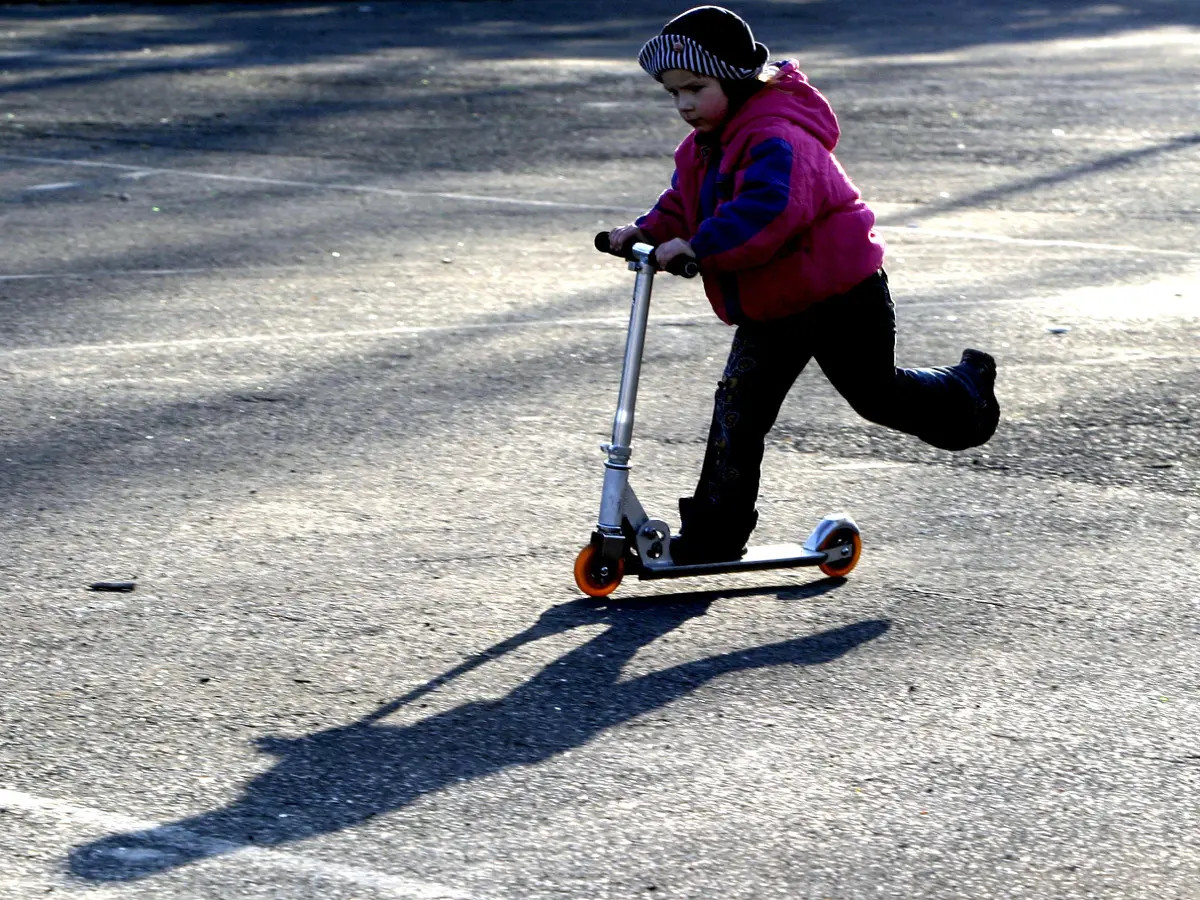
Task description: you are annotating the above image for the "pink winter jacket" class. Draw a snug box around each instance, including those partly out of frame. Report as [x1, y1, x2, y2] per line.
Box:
[636, 61, 885, 324]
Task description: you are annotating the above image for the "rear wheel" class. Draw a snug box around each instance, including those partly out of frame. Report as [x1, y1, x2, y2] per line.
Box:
[574, 544, 625, 597]
[817, 528, 862, 577]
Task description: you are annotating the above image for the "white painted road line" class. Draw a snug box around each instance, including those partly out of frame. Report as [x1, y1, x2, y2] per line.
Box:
[1, 311, 1196, 362]
[1, 152, 1194, 259]
[0, 314, 690, 357]
[0, 288, 1141, 357]
[0, 268, 213, 282]
[0, 152, 637, 213]
[23, 181, 82, 192]
[874, 224, 1195, 257]
[0, 787, 477, 900]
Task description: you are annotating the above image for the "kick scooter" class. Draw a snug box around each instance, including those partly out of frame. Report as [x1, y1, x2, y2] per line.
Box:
[573, 234, 863, 598]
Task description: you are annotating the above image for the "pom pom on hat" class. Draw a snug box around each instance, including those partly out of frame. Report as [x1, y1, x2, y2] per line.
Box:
[638, 6, 770, 82]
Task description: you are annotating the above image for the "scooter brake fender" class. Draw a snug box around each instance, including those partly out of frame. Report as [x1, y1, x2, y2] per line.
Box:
[802, 514, 860, 554]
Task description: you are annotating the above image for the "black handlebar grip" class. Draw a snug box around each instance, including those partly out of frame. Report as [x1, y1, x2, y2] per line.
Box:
[667, 256, 700, 279]
[593, 230, 698, 278]
[594, 231, 618, 256]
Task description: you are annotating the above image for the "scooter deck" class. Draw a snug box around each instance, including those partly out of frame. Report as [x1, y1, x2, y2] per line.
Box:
[634, 543, 827, 581]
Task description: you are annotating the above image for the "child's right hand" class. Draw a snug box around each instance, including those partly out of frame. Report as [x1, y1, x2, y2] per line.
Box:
[608, 225, 647, 254]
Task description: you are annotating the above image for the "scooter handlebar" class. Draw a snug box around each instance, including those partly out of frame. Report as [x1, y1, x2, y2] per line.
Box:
[593, 231, 700, 279]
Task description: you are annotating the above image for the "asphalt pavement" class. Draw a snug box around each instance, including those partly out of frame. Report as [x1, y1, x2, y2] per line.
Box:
[1, 1, 1198, 898]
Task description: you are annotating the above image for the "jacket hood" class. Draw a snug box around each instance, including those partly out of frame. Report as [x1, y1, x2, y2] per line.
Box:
[726, 60, 840, 151]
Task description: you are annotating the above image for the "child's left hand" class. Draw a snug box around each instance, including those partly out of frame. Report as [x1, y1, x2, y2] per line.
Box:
[654, 238, 695, 270]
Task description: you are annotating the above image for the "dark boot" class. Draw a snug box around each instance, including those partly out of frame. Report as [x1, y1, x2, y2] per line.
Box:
[924, 349, 1000, 451]
[957, 348, 1000, 444]
[670, 497, 759, 566]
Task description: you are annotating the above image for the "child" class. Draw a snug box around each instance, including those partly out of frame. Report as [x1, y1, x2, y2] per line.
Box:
[606, 5, 1000, 565]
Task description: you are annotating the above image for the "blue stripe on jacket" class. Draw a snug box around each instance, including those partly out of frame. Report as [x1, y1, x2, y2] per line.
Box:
[690, 137, 794, 262]
[718, 272, 743, 324]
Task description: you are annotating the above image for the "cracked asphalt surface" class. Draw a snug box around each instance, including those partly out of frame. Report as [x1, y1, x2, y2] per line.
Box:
[0, 1, 1198, 898]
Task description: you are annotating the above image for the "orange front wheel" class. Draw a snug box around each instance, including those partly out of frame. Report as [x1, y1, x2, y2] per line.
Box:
[818, 528, 862, 577]
[574, 544, 625, 597]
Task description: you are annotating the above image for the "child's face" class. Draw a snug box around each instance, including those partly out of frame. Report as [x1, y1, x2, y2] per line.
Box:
[662, 69, 729, 133]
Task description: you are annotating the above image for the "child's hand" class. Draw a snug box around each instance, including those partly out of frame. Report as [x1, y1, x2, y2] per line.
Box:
[608, 225, 647, 253]
[654, 238, 695, 270]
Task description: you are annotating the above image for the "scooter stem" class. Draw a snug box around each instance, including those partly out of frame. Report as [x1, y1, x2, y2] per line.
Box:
[610, 243, 656, 454]
[598, 243, 656, 531]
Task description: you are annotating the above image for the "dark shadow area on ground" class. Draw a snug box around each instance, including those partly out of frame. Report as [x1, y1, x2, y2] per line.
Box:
[1, 0, 1196, 76]
[0, 0, 1193, 299]
[876, 131, 1200, 227]
[0, 0, 1195, 169]
[67, 585, 888, 882]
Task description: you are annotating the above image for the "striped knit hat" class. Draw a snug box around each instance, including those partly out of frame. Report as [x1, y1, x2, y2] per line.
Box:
[638, 6, 769, 83]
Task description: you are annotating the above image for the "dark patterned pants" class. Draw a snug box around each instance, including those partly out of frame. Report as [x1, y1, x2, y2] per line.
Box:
[693, 271, 985, 513]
